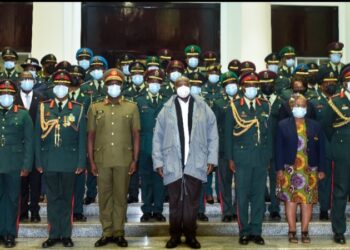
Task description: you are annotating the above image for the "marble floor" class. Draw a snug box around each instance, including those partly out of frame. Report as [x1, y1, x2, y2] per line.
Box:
[10, 236, 350, 250]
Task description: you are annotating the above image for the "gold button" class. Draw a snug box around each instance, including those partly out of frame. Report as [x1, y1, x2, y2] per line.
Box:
[2, 127, 4, 129]
[112, 112, 114, 115]
[240, 146, 243, 149]
[58, 117, 61, 120]
[2, 119, 4, 121]
[111, 132, 114, 136]
[255, 143, 258, 146]
[111, 142, 114, 146]
[111, 104, 114, 107]
[340, 139, 343, 143]
[111, 122, 114, 125]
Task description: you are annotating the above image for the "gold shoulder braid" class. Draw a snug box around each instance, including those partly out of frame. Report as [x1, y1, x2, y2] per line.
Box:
[40, 102, 61, 147]
[229, 100, 260, 143]
[328, 98, 350, 128]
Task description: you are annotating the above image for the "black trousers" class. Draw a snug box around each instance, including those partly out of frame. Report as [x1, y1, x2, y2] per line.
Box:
[20, 165, 41, 215]
[167, 174, 202, 239]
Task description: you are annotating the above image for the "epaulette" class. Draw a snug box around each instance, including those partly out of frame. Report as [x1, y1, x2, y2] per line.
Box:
[41, 99, 53, 103]
[92, 97, 106, 104]
[331, 93, 341, 99]
[123, 98, 136, 104]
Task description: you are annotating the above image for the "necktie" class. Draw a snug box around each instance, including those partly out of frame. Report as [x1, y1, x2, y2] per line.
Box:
[25, 94, 31, 110]
[152, 96, 157, 105]
[136, 87, 140, 93]
[266, 95, 271, 102]
[249, 101, 255, 113]
[58, 102, 63, 112]
[97, 81, 102, 93]
[71, 91, 76, 101]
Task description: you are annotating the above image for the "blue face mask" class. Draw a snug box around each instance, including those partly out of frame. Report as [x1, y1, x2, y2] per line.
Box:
[292, 107, 307, 118]
[0, 94, 14, 108]
[107, 84, 121, 98]
[225, 83, 238, 96]
[29, 70, 37, 79]
[285, 58, 295, 68]
[53, 85, 69, 99]
[90, 69, 103, 80]
[78, 59, 90, 70]
[170, 71, 182, 82]
[21, 79, 34, 92]
[330, 53, 342, 64]
[244, 87, 258, 100]
[132, 74, 144, 86]
[4, 61, 15, 70]
[190, 86, 201, 96]
[122, 65, 130, 75]
[148, 83, 161, 95]
[188, 57, 199, 68]
[208, 74, 220, 84]
[268, 64, 279, 74]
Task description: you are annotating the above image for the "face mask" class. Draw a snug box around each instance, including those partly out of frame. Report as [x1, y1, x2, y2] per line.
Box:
[347, 82, 350, 92]
[190, 86, 201, 96]
[4, 61, 15, 70]
[46, 64, 56, 75]
[53, 85, 69, 99]
[268, 64, 279, 74]
[0, 94, 14, 108]
[330, 53, 341, 64]
[285, 58, 295, 68]
[132, 74, 144, 86]
[177, 85, 190, 99]
[107, 84, 121, 98]
[148, 83, 161, 95]
[292, 107, 307, 119]
[244, 87, 258, 100]
[325, 84, 337, 96]
[188, 57, 199, 68]
[170, 71, 182, 82]
[308, 75, 317, 86]
[122, 65, 130, 75]
[29, 70, 37, 79]
[71, 77, 82, 87]
[90, 69, 103, 80]
[78, 59, 90, 70]
[20, 79, 34, 92]
[208, 74, 220, 84]
[261, 84, 275, 96]
[225, 83, 238, 96]
[148, 66, 159, 71]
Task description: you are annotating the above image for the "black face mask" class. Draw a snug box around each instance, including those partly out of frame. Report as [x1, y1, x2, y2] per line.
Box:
[261, 84, 275, 96]
[325, 84, 337, 96]
[71, 77, 82, 87]
[45, 64, 56, 75]
[293, 88, 307, 95]
[308, 75, 318, 86]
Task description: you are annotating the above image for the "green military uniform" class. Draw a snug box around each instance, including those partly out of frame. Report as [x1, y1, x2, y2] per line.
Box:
[158, 48, 172, 70]
[225, 72, 271, 238]
[161, 60, 185, 101]
[87, 68, 140, 238]
[0, 47, 21, 83]
[212, 71, 239, 221]
[200, 51, 217, 77]
[228, 59, 241, 78]
[275, 46, 296, 94]
[0, 80, 33, 246]
[184, 45, 202, 75]
[35, 71, 86, 241]
[119, 53, 134, 92]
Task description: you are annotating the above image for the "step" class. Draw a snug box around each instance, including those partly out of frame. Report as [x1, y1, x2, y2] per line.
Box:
[36, 202, 350, 216]
[13, 236, 350, 250]
[17, 215, 350, 238]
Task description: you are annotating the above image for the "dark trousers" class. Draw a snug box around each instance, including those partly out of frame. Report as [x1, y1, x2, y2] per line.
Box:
[73, 170, 86, 214]
[20, 166, 41, 216]
[198, 182, 207, 213]
[266, 160, 280, 214]
[44, 172, 75, 239]
[139, 153, 164, 214]
[318, 158, 332, 212]
[0, 172, 21, 237]
[86, 172, 97, 199]
[168, 174, 202, 239]
[128, 170, 139, 200]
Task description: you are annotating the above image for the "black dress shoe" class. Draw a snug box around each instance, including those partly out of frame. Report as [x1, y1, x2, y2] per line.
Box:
[239, 235, 249, 245]
[334, 233, 346, 244]
[165, 237, 181, 248]
[62, 238, 74, 247]
[153, 213, 166, 222]
[127, 197, 139, 204]
[232, 214, 238, 221]
[249, 235, 265, 245]
[319, 210, 329, 221]
[164, 196, 170, 203]
[42, 238, 59, 248]
[84, 197, 96, 205]
[185, 237, 201, 249]
[197, 213, 209, 222]
[222, 215, 233, 222]
[206, 195, 214, 204]
[73, 213, 87, 222]
[94, 236, 113, 247]
[4, 235, 15, 248]
[31, 213, 41, 223]
[113, 236, 128, 247]
[269, 212, 281, 221]
[0, 235, 4, 244]
[140, 213, 152, 222]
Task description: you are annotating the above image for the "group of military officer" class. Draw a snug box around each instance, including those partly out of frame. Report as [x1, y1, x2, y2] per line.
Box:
[0, 40, 350, 248]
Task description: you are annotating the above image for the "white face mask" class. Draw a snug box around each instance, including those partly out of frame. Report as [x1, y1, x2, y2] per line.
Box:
[90, 69, 103, 80]
[107, 84, 121, 98]
[170, 71, 182, 82]
[4, 61, 15, 70]
[29, 70, 37, 79]
[347, 82, 350, 92]
[78, 59, 90, 70]
[268, 64, 279, 74]
[188, 57, 199, 68]
[244, 87, 258, 100]
[208, 74, 220, 84]
[292, 107, 307, 118]
[122, 65, 130, 75]
[132, 74, 144, 86]
[225, 83, 238, 97]
[0, 94, 14, 108]
[148, 83, 161, 95]
[190, 86, 201, 96]
[53, 85, 69, 99]
[177, 85, 190, 99]
[286, 58, 295, 68]
[20, 79, 34, 92]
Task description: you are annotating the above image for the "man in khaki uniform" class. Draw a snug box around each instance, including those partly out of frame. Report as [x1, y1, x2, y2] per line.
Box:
[87, 68, 140, 248]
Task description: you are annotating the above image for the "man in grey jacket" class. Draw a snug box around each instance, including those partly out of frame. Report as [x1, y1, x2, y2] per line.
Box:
[152, 76, 219, 249]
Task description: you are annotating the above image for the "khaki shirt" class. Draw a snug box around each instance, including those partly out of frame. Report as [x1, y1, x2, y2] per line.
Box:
[87, 98, 141, 168]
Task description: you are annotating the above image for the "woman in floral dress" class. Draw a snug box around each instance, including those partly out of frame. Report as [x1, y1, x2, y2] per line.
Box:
[276, 94, 326, 243]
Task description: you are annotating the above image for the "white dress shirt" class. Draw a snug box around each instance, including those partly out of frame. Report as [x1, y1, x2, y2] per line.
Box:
[178, 97, 190, 165]
[20, 90, 33, 110]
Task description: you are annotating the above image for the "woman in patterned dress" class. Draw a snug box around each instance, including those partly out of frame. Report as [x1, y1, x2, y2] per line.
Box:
[276, 94, 326, 243]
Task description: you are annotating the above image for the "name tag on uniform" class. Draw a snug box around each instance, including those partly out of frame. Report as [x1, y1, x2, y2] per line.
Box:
[261, 112, 269, 117]
[314, 136, 319, 141]
[316, 105, 323, 109]
[240, 111, 247, 118]
[341, 105, 349, 110]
